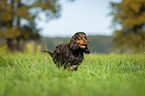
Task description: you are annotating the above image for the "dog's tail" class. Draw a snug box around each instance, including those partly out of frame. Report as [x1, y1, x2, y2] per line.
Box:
[44, 50, 53, 57]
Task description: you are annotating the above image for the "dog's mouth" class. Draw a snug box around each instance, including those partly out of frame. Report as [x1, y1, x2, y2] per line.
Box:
[79, 44, 86, 49]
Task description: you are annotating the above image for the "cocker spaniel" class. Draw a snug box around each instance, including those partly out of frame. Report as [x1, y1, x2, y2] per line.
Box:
[44, 32, 90, 70]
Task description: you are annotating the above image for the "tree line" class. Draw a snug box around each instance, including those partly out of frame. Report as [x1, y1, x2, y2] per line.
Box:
[111, 0, 145, 52]
[41, 35, 113, 53]
[0, 0, 62, 52]
[0, 0, 144, 53]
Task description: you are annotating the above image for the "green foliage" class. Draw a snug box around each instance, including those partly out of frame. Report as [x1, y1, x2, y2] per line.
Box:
[113, 30, 145, 53]
[41, 37, 70, 51]
[25, 41, 42, 53]
[25, 41, 36, 53]
[1, 35, 114, 53]
[111, 0, 145, 53]
[88, 36, 113, 53]
[0, 0, 63, 52]
[0, 53, 145, 96]
[0, 0, 61, 39]
[41, 35, 113, 53]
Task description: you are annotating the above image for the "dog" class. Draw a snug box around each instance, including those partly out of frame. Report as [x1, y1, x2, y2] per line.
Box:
[44, 32, 90, 70]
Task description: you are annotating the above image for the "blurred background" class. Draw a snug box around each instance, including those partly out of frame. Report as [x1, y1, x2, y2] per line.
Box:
[0, 0, 145, 54]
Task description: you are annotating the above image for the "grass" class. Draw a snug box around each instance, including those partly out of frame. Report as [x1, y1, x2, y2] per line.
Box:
[0, 53, 145, 96]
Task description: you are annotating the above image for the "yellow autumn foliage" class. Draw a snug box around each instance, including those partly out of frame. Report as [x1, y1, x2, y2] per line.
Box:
[111, 0, 145, 53]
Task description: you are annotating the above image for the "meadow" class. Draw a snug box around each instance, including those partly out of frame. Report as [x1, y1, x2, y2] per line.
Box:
[0, 53, 145, 96]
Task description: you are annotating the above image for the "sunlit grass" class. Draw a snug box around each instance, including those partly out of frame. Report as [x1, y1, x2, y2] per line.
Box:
[0, 53, 145, 96]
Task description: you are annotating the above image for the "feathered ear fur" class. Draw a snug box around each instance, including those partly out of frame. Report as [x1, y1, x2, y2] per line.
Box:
[70, 43, 79, 50]
[70, 33, 78, 43]
[83, 48, 90, 54]
[70, 33, 79, 50]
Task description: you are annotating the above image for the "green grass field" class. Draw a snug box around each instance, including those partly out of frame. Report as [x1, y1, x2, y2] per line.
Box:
[0, 53, 145, 96]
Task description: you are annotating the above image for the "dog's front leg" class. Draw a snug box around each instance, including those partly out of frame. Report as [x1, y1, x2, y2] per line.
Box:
[68, 63, 73, 70]
[68, 63, 78, 70]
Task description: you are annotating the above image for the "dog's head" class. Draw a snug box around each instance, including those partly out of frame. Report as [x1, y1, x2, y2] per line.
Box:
[70, 32, 89, 50]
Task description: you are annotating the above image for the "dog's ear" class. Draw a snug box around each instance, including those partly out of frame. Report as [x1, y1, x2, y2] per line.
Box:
[70, 33, 79, 50]
[84, 48, 90, 54]
[70, 37, 76, 43]
[70, 33, 79, 43]
[70, 43, 79, 50]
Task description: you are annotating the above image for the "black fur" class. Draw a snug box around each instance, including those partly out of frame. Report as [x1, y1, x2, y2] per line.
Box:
[44, 32, 90, 70]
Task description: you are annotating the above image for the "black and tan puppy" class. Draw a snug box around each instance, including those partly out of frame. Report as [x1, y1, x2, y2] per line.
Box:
[44, 32, 90, 70]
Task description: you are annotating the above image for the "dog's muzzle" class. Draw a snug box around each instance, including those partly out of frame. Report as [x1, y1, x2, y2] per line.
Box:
[77, 40, 88, 49]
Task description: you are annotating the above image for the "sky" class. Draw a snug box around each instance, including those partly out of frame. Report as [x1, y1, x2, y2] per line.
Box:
[37, 0, 121, 37]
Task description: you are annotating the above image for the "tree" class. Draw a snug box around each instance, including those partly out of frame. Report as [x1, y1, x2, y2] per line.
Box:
[110, 0, 145, 53]
[0, 0, 61, 52]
